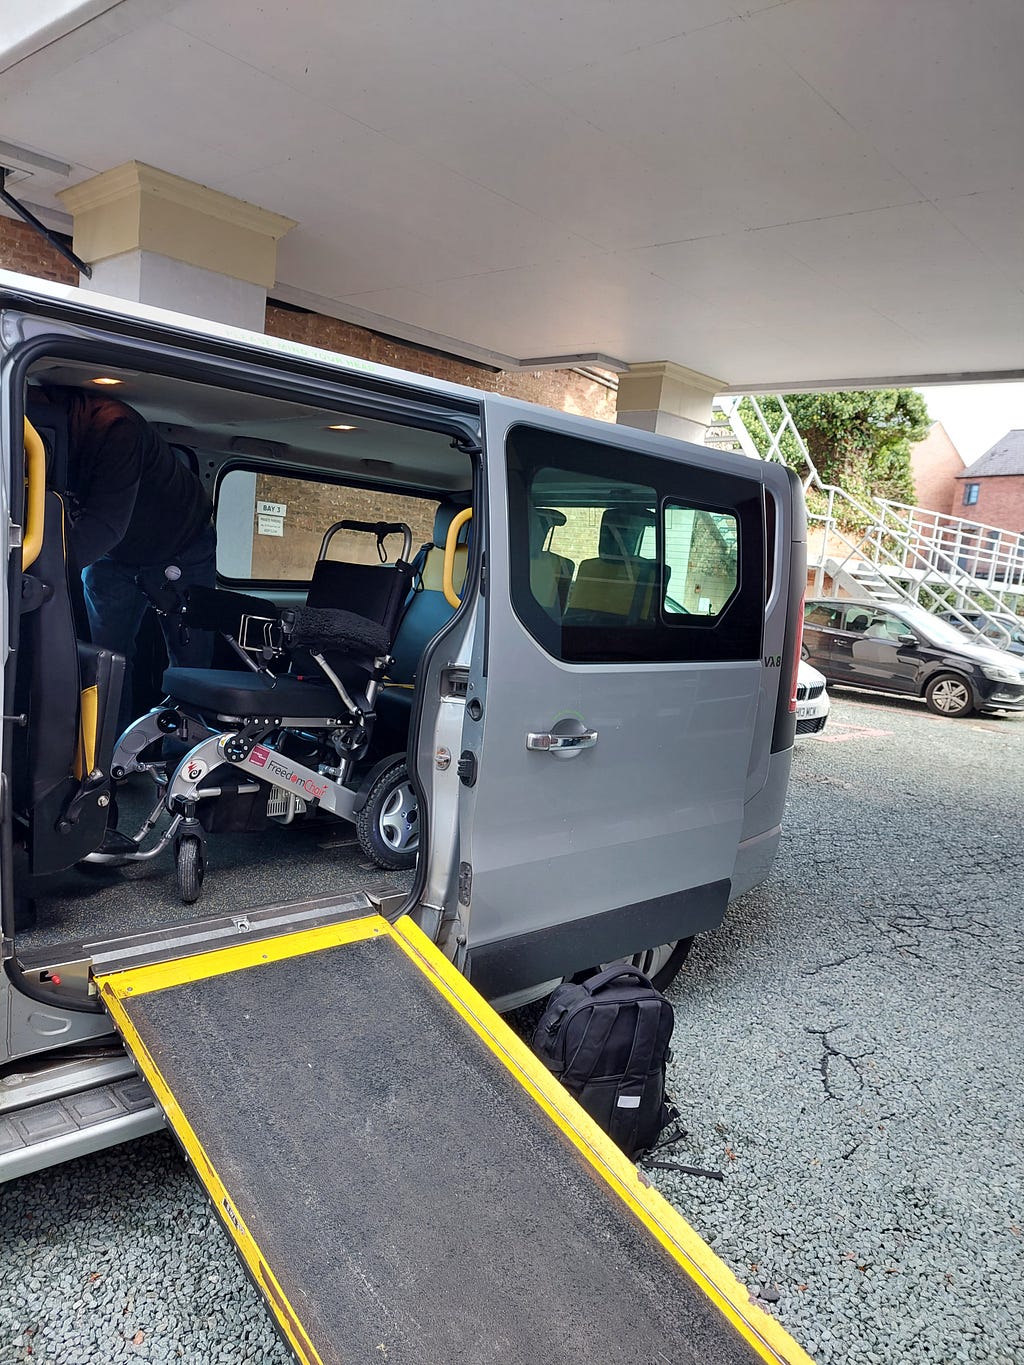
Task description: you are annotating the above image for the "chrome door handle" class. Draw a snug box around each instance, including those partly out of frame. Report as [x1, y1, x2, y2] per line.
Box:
[526, 730, 598, 752]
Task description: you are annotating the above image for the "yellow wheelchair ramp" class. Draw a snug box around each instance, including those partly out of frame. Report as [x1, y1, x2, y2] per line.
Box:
[96, 914, 814, 1365]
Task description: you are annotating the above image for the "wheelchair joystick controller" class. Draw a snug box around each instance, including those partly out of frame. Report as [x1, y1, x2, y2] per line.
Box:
[162, 565, 188, 644]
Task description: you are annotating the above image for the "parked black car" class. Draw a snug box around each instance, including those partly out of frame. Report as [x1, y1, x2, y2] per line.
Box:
[802, 598, 1024, 718]
[935, 609, 1024, 657]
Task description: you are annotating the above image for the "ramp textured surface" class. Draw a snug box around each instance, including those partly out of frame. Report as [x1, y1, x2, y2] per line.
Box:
[116, 931, 771, 1364]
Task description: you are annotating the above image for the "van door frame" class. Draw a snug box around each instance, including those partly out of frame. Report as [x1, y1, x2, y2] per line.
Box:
[0, 307, 483, 974]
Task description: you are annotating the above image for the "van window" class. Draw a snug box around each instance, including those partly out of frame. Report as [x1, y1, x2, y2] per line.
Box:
[217, 469, 438, 582]
[640, 505, 739, 617]
[506, 424, 764, 664]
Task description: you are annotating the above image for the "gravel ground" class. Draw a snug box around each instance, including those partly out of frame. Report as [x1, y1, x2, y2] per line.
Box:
[655, 691, 1024, 1365]
[1, 690, 1022, 1364]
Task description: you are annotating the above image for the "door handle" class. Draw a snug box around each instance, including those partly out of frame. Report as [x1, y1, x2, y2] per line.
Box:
[526, 730, 598, 753]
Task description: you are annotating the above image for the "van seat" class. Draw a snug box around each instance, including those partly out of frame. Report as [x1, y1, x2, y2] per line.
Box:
[388, 501, 469, 685]
[529, 508, 573, 614]
[566, 505, 659, 622]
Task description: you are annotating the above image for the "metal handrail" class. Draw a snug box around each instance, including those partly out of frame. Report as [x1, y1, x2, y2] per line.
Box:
[721, 394, 1024, 645]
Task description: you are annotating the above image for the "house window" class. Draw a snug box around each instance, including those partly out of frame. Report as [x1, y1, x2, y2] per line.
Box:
[963, 482, 980, 507]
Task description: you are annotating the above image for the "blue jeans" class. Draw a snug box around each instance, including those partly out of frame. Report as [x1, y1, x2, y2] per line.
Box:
[83, 525, 217, 731]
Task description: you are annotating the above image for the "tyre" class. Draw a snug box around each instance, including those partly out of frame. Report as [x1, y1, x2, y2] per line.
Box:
[355, 760, 420, 870]
[925, 673, 974, 718]
[594, 938, 696, 994]
[176, 835, 205, 904]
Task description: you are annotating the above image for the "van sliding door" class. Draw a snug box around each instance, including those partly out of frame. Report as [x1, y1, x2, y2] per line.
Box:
[459, 404, 775, 999]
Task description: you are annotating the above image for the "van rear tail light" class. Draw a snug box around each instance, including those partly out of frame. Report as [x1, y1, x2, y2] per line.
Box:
[789, 593, 805, 713]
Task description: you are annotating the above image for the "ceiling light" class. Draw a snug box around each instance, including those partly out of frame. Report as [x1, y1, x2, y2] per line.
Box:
[326, 423, 358, 431]
[91, 376, 123, 386]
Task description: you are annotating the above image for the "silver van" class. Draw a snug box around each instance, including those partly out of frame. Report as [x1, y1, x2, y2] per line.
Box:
[0, 271, 805, 1178]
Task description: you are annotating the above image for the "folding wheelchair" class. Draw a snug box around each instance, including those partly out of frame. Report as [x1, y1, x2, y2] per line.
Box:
[92, 521, 419, 903]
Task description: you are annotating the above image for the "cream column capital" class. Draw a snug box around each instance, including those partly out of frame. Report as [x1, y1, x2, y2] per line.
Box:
[615, 361, 724, 443]
[616, 361, 723, 419]
[58, 161, 295, 288]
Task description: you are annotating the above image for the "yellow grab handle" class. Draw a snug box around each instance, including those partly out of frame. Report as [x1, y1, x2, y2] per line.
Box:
[443, 507, 473, 609]
[22, 417, 46, 570]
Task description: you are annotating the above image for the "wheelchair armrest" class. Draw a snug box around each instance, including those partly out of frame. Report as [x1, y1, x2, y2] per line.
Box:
[280, 605, 390, 658]
[183, 586, 280, 634]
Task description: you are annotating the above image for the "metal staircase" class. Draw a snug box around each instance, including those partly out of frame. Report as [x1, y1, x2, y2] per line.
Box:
[714, 396, 1024, 649]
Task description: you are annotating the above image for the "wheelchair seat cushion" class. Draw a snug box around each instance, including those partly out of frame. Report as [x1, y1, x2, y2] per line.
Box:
[163, 668, 348, 718]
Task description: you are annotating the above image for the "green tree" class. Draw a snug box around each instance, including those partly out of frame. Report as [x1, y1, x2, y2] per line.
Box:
[738, 390, 931, 507]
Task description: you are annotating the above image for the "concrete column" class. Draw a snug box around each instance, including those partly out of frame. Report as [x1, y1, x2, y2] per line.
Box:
[58, 161, 295, 332]
[615, 361, 722, 445]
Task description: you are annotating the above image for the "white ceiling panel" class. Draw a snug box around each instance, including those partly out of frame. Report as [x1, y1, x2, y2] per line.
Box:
[1, 0, 1021, 389]
[936, 189, 1024, 289]
[742, 0, 1024, 201]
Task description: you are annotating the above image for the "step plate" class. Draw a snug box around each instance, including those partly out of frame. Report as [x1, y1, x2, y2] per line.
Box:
[97, 917, 812, 1365]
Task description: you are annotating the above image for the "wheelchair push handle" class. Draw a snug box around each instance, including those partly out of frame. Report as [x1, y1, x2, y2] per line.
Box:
[318, 520, 413, 565]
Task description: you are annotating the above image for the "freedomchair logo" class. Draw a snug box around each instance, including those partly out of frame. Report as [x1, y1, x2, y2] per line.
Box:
[245, 744, 327, 800]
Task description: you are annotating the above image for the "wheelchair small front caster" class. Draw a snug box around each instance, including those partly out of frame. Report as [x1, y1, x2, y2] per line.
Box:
[176, 835, 205, 904]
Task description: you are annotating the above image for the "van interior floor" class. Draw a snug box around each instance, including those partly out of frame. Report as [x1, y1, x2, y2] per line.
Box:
[17, 778, 412, 955]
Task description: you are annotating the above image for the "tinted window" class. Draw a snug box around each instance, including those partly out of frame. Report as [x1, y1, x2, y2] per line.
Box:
[963, 482, 980, 506]
[805, 602, 844, 630]
[506, 425, 764, 664]
[861, 612, 909, 640]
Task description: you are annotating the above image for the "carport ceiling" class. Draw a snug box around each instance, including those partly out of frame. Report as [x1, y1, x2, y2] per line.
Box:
[2, 0, 1022, 390]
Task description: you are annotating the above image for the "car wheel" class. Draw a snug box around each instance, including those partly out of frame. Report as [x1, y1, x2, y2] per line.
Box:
[591, 938, 696, 993]
[355, 760, 420, 870]
[925, 673, 974, 718]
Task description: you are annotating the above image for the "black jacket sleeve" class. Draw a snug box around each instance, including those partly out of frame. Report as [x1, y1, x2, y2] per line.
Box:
[68, 414, 144, 568]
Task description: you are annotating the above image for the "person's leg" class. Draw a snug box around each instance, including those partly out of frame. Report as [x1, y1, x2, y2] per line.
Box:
[82, 556, 150, 731]
[155, 524, 218, 670]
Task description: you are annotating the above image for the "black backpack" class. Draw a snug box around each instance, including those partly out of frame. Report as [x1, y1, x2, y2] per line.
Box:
[531, 964, 675, 1159]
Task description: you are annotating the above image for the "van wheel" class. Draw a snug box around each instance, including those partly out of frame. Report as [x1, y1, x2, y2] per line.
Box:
[593, 939, 695, 993]
[925, 673, 974, 717]
[176, 836, 205, 904]
[356, 761, 419, 870]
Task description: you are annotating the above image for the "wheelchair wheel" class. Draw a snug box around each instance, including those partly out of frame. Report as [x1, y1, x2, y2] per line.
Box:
[176, 835, 205, 904]
[355, 760, 419, 870]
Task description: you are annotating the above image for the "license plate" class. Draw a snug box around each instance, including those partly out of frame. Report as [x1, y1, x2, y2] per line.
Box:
[796, 704, 815, 719]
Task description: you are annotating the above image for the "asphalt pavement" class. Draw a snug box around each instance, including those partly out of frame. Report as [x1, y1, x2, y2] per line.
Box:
[1, 689, 1021, 1365]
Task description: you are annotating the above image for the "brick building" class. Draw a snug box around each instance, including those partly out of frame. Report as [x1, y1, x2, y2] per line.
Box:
[909, 421, 965, 515]
[953, 430, 1024, 533]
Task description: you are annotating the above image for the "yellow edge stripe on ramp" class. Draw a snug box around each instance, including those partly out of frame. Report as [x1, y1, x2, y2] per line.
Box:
[97, 913, 816, 1365]
[389, 915, 817, 1365]
[96, 917, 392, 1365]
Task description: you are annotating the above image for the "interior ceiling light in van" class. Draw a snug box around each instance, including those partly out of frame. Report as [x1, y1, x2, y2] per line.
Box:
[326, 423, 358, 431]
[91, 376, 123, 385]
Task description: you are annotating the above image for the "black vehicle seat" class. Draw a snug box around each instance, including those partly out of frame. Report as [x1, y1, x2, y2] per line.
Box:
[848, 612, 870, 632]
[565, 505, 659, 623]
[13, 488, 125, 875]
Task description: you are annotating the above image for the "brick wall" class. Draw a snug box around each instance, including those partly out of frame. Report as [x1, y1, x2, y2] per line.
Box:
[954, 475, 1024, 534]
[263, 305, 616, 420]
[910, 421, 965, 514]
[0, 214, 77, 286]
[248, 471, 441, 580]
